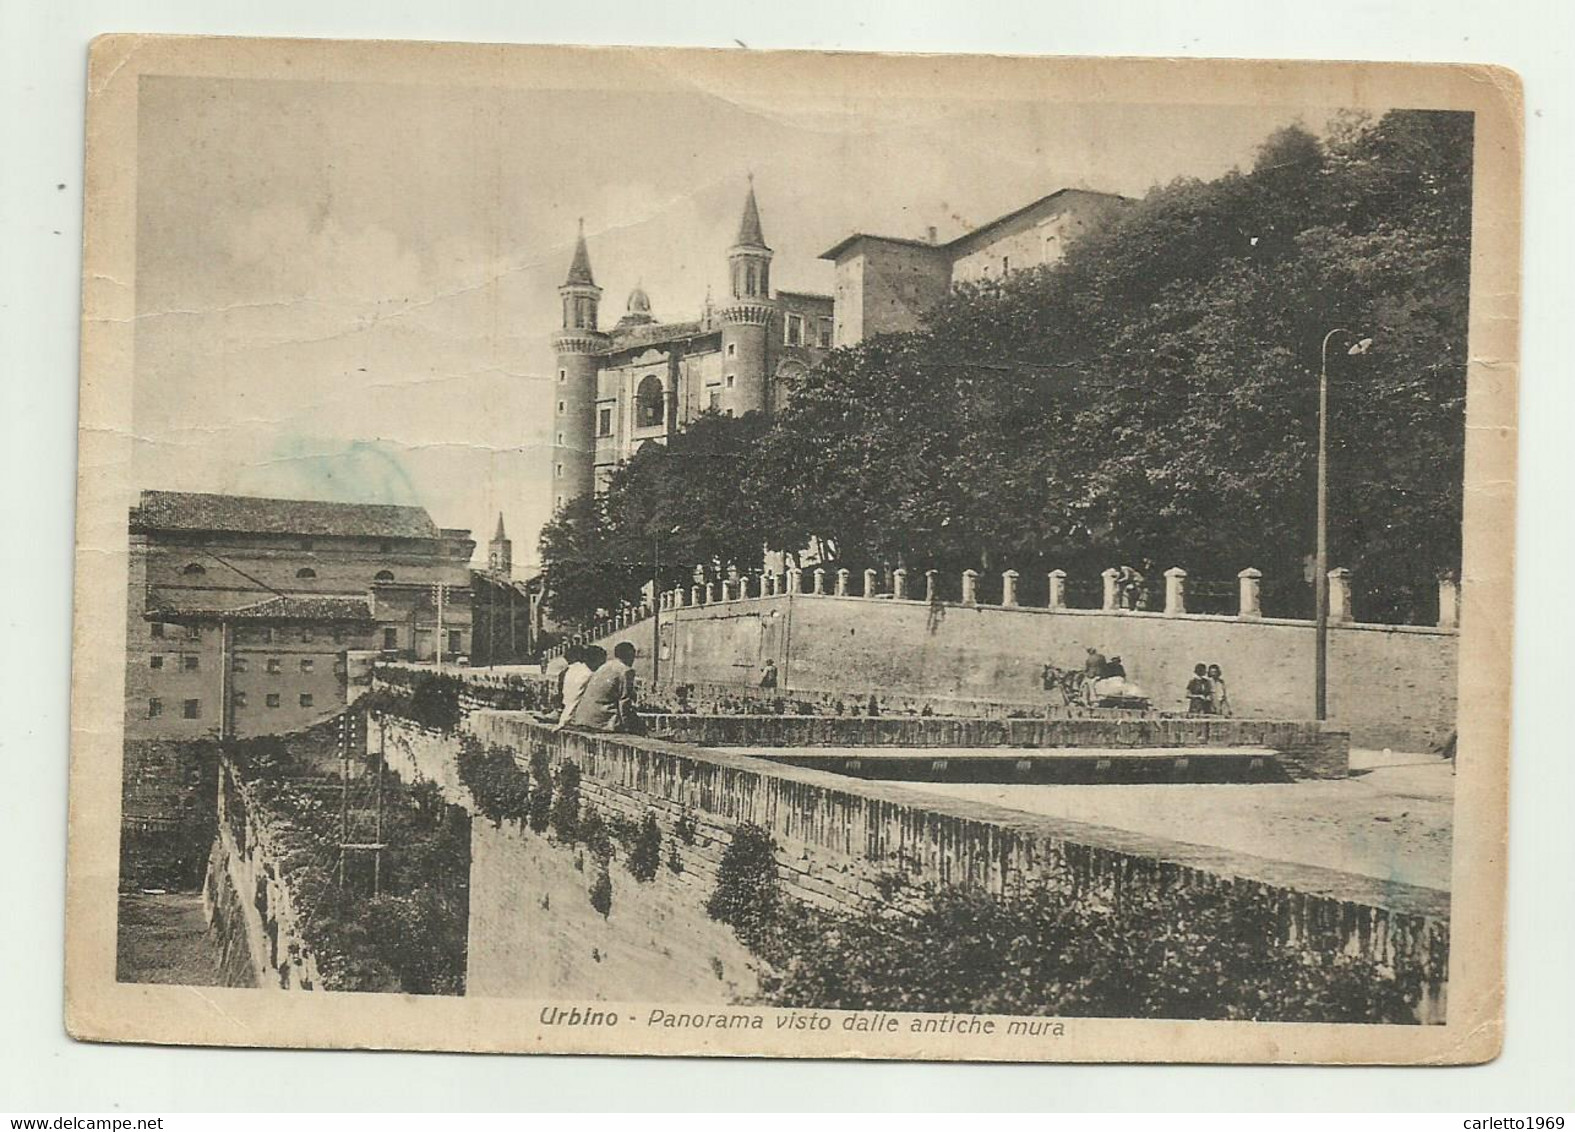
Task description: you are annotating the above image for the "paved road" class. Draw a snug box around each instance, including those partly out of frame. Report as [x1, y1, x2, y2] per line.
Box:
[890, 748, 1454, 891]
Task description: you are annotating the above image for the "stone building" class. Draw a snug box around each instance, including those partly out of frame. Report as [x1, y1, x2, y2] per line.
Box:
[549, 182, 1126, 512]
[549, 181, 835, 509]
[819, 188, 1129, 345]
[126, 490, 474, 740]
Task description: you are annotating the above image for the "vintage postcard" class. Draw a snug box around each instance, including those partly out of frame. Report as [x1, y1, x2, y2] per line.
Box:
[66, 36, 1519, 1063]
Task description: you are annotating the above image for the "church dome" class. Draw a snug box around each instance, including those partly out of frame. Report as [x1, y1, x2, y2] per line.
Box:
[614, 284, 657, 331]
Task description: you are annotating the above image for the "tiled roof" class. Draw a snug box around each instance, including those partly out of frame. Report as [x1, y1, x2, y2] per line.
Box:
[132, 490, 440, 539]
[149, 595, 374, 623]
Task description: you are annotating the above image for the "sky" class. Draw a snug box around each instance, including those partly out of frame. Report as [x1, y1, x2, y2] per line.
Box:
[131, 61, 1348, 569]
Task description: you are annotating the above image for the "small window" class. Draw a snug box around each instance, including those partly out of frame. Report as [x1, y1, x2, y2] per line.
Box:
[556, 463, 564, 476]
[233, 692, 247, 709]
[180, 563, 206, 576]
[299, 693, 314, 708]
[186, 625, 201, 640]
[232, 656, 248, 673]
[182, 655, 199, 672]
[726, 374, 736, 389]
[785, 314, 804, 346]
[266, 658, 281, 674]
[1002, 255, 1010, 274]
[147, 698, 162, 719]
[448, 630, 461, 655]
[597, 407, 613, 437]
[301, 628, 314, 643]
[556, 432, 565, 445]
[182, 699, 200, 720]
[558, 369, 567, 383]
[383, 627, 398, 650]
[150, 623, 165, 640]
[818, 318, 833, 348]
[708, 390, 721, 410]
[149, 655, 164, 670]
[266, 693, 281, 709]
[263, 627, 276, 643]
[300, 658, 314, 673]
[726, 343, 736, 358]
[375, 569, 395, 582]
[557, 400, 566, 414]
[296, 568, 317, 580]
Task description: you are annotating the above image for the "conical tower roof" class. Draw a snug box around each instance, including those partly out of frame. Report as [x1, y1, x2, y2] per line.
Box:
[493, 513, 507, 541]
[563, 219, 596, 287]
[734, 178, 768, 250]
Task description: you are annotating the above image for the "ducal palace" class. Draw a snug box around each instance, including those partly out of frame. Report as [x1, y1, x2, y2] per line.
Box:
[548, 180, 1127, 509]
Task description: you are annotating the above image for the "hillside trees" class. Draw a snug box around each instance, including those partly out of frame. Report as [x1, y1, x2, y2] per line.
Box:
[538, 110, 1471, 626]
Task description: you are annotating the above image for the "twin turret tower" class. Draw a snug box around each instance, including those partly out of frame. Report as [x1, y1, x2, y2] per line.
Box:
[548, 180, 834, 516]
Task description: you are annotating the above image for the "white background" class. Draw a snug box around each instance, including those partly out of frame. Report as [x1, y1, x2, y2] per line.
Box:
[2, 0, 1571, 1113]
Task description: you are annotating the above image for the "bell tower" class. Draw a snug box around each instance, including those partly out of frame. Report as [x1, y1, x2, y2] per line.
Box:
[487, 513, 512, 577]
[550, 219, 605, 510]
[719, 177, 775, 417]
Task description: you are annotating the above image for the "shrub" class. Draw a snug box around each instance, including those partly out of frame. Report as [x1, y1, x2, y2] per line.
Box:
[407, 674, 462, 733]
[674, 814, 697, 845]
[589, 865, 613, 919]
[706, 823, 780, 947]
[626, 812, 662, 882]
[526, 748, 553, 834]
[579, 807, 612, 865]
[550, 761, 582, 841]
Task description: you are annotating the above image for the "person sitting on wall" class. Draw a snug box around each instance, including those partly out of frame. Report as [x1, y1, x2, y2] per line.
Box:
[759, 658, 778, 689]
[555, 645, 594, 728]
[1186, 663, 1215, 715]
[568, 642, 642, 733]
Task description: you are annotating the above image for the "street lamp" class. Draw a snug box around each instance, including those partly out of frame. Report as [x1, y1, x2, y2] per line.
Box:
[651, 524, 681, 687]
[1314, 328, 1373, 721]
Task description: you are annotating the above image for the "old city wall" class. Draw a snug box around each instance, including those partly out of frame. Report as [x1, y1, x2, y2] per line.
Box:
[202, 760, 325, 991]
[590, 593, 1457, 750]
[383, 713, 1449, 1017]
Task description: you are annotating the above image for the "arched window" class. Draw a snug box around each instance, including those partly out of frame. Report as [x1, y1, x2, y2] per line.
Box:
[296, 568, 317, 580]
[180, 563, 206, 576]
[374, 570, 395, 583]
[636, 374, 665, 428]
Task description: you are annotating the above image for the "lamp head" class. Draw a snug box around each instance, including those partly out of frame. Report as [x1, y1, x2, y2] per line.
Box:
[1347, 336, 1374, 355]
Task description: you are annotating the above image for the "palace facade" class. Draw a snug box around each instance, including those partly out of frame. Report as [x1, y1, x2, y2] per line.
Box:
[549, 182, 1127, 511]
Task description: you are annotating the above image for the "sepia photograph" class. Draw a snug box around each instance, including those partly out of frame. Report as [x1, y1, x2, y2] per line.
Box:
[64, 37, 1519, 1064]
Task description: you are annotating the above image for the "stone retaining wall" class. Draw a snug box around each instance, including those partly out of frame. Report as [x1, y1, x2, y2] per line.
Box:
[385, 713, 1448, 1020]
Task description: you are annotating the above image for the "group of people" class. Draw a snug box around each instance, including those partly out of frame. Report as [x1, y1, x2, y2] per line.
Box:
[555, 641, 645, 733]
[1185, 663, 1232, 716]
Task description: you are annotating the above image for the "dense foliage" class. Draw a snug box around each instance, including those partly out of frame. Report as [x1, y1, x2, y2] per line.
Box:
[227, 720, 471, 995]
[539, 111, 1470, 624]
[701, 834, 1431, 1023]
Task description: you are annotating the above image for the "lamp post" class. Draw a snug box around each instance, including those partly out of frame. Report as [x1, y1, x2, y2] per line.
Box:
[1314, 328, 1373, 720]
[651, 524, 681, 688]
